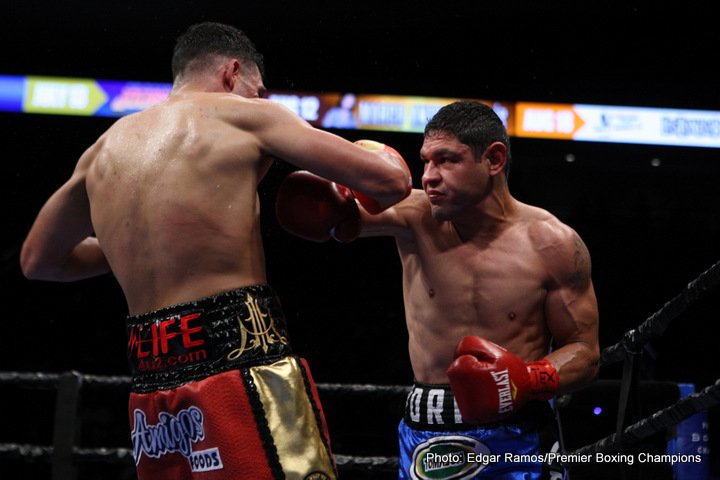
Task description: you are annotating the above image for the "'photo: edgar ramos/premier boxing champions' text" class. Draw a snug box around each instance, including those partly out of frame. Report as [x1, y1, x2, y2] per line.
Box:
[423, 451, 703, 469]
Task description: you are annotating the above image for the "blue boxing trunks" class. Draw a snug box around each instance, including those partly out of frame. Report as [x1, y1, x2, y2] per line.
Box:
[398, 382, 565, 480]
[126, 285, 336, 480]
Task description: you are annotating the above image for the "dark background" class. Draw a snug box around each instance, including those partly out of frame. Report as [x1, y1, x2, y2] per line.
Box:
[2, 1, 720, 478]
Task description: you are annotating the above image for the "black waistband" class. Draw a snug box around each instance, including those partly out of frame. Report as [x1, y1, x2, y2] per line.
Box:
[126, 285, 292, 393]
[404, 382, 553, 432]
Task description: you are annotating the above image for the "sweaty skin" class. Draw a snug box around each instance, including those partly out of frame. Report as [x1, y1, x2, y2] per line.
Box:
[361, 133, 599, 393]
[21, 58, 410, 315]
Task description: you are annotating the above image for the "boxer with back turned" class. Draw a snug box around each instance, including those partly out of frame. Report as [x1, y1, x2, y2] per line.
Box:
[21, 22, 411, 480]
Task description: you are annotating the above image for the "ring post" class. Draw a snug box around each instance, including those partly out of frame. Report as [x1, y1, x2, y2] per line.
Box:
[668, 383, 710, 480]
[52, 371, 83, 480]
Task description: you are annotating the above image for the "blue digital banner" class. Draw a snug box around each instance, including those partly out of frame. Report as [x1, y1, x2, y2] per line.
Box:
[0, 75, 24, 112]
[3, 73, 720, 148]
[0, 74, 172, 117]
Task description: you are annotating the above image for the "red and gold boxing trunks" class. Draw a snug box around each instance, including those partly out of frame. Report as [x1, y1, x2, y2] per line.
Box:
[126, 285, 336, 479]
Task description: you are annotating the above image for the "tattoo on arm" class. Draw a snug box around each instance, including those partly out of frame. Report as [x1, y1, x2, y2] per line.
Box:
[570, 234, 592, 287]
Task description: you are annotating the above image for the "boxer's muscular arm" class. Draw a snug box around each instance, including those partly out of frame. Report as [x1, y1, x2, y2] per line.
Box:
[357, 189, 425, 240]
[541, 223, 600, 394]
[21, 143, 110, 281]
[249, 100, 411, 211]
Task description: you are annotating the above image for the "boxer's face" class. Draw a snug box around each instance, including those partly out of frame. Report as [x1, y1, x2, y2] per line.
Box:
[420, 132, 492, 222]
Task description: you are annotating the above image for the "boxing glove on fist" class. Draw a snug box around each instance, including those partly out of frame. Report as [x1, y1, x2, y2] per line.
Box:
[353, 139, 412, 214]
[275, 170, 361, 243]
[447, 336, 559, 424]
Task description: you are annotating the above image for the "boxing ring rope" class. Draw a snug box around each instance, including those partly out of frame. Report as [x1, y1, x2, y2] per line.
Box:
[1, 259, 719, 477]
[600, 259, 720, 367]
[0, 371, 405, 474]
[572, 258, 720, 471]
[568, 378, 720, 458]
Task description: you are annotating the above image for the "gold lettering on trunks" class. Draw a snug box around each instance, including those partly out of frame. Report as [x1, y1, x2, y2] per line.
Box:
[227, 294, 288, 361]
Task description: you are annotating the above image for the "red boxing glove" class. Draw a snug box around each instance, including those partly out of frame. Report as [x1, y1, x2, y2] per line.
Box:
[447, 336, 559, 424]
[353, 139, 412, 214]
[275, 170, 361, 243]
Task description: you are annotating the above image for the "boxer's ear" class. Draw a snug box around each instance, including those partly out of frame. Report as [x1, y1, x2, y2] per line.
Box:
[221, 59, 242, 92]
[483, 142, 507, 176]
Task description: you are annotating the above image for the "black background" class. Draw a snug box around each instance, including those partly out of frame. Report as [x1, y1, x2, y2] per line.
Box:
[2, 1, 720, 478]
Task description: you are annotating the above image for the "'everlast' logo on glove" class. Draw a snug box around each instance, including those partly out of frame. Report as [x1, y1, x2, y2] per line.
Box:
[490, 369, 516, 414]
[448, 336, 559, 424]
